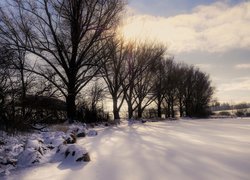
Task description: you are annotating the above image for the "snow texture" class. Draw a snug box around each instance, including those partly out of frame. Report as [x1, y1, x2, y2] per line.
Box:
[2, 118, 250, 180]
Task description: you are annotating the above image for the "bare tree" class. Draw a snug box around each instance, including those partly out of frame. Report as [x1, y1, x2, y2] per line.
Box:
[176, 65, 214, 117]
[153, 59, 214, 118]
[162, 59, 178, 118]
[152, 57, 172, 118]
[89, 80, 105, 111]
[133, 44, 165, 118]
[189, 68, 214, 117]
[76, 79, 109, 124]
[100, 37, 128, 120]
[0, 0, 124, 122]
[123, 42, 166, 119]
[175, 63, 187, 117]
[10, 45, 36, 119]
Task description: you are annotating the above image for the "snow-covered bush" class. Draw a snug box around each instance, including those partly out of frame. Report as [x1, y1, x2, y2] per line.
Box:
[42, 131, 65, 148]
[17, 139, 48, 167]
[25, 139, 44, 151]
[65, 133, 77, 144]
[17, 148, 43, 167]
[0, 122, 96, 176]
[64, 144, 90, 162]
[87, 130, 98, 137]
[67, 124, 87, 137]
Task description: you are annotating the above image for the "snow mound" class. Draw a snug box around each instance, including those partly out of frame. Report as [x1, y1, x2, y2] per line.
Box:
[18, 139, 49, 167]
[68, 124, 87, 135]
[87, 130, 98, 137]
[64, 144, 90, 162]
[42, 131, 65, 147]
[0, 132, 26, 175]
[17, 148, 44, 167]
[0, 122, 97, 176]
[25, 139, 43, 150]
[55, 144, 68, 160]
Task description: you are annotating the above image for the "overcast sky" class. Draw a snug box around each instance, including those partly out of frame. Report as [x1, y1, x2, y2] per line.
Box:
[121, 0, 250, 103]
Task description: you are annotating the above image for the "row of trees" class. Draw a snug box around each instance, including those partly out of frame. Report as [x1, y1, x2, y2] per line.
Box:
[211, 101, 250, 111]
[0, 0, 214, 129]
[101, 38, 214, 119]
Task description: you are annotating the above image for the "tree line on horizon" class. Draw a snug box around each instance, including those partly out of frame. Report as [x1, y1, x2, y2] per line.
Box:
[0, 0, 213, 131]
[101, 38, 214, 120]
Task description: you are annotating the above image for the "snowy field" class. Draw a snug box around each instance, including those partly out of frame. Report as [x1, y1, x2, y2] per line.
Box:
[3, 118, 250, 180]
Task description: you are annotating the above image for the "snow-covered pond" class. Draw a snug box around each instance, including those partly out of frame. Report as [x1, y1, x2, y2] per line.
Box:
[3, 118, 250, 180]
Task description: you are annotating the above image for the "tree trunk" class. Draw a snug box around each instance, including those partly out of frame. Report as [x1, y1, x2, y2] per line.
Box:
[137, 102, 143, 119]
[66, 93, 76, 123]
[179, 97, 183, 117]
[167, 101, 171, 118]
[113, 96, 120, 120]
[185, 99, 191, 117]
[157, 97, 162, 118]
[171, 99, 175, 118]
[20, 66, 26, 118]
[128, 102, 133, 119]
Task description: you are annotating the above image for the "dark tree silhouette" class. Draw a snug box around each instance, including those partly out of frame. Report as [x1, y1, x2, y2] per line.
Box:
[0, 46, 15, 130]
[123, 42, 166, 119]
[133, 44, 165, 118]
[100, 37, 128, 120]
[0, 0, 124, 122]
[152, 59, 214, 118]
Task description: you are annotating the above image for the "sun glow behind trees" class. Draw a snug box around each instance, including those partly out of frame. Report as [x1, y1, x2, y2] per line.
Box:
[0, 0, 214, 127]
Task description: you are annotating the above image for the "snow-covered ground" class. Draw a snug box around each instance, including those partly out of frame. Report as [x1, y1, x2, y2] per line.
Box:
[3, 118, 250, 180]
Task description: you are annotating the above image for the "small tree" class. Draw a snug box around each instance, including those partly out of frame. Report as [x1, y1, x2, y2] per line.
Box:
[78, 80, 109, 124]
[89, 80, 105, 111]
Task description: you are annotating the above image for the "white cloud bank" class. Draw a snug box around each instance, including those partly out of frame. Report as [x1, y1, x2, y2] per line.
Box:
[121, 1, 250, 53]
[218, 77, 250, 91]
[235, 64, 250, 69]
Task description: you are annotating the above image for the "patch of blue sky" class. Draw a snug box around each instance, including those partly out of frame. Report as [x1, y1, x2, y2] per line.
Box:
[128, 0, 245, 16]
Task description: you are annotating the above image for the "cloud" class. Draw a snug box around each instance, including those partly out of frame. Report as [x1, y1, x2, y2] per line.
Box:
[121, 1, 250, 54]
[218, 77, 250, 91]
[235, 64, 250, 69]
